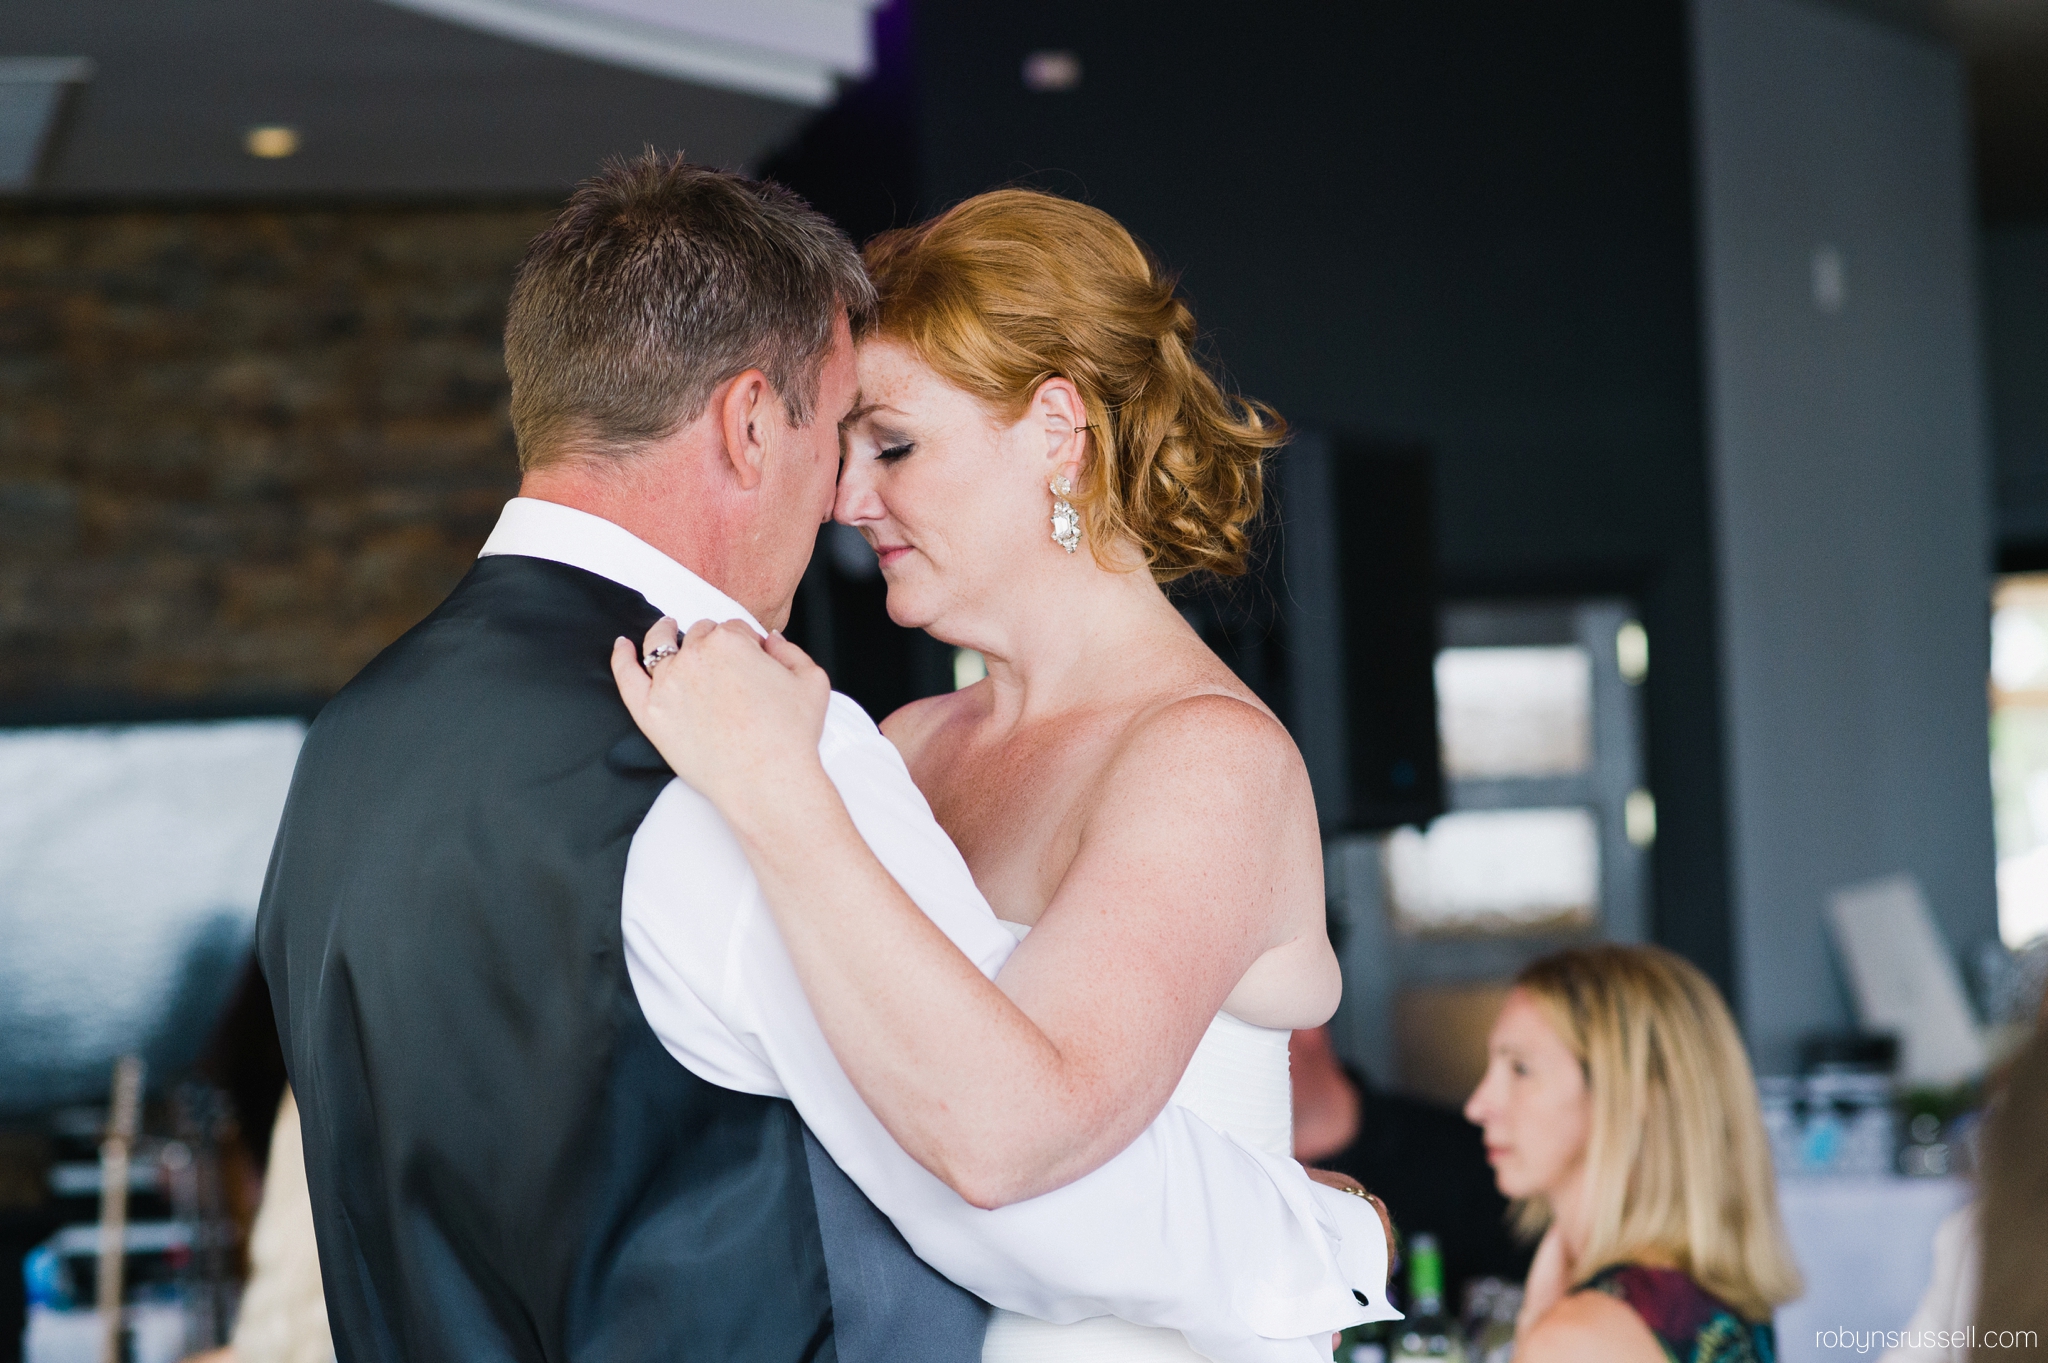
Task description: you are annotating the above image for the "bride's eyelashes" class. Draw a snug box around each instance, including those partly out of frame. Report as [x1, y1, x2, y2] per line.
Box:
[878, 441, 916, 463]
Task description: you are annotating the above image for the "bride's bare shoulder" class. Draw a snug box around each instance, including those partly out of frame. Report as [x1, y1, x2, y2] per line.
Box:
[1110, 687, 1307, 803]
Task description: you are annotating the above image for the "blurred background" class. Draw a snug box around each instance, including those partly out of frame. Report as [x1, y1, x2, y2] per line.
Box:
[2, 1, 2046, 1360]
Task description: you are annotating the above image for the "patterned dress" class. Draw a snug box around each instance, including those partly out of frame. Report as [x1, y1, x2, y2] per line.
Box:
[1580, 1264, 1778, 1363]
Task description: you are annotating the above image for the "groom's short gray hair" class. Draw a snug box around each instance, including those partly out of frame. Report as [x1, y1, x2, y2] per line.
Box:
[506, 151, 876, 472]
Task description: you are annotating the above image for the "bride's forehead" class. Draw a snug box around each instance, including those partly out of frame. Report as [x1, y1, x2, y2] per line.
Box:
[852, 343, 983, 416]
[853, 334, 931, 383]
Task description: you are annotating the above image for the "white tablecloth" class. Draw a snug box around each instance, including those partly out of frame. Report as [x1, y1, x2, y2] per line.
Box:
[1774, 1177, 1973, 1363]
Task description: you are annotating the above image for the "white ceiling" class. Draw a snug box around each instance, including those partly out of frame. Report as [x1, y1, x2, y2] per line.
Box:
[376, 0, 883, 104]
[0, 0, 851, 196]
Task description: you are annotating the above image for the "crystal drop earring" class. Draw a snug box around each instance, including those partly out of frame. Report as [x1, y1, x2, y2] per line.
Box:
[1050, 474, 1081, 554]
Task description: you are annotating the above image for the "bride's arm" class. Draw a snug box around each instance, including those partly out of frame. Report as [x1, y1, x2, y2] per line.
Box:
[617, 621, 1399, 1359]
[613, 619, 1333, 1208]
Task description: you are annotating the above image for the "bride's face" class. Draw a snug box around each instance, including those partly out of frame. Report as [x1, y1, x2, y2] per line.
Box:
[836, 337, 1079, 640]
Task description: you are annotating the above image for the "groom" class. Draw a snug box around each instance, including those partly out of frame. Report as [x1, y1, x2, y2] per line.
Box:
[257, 154, 1389, 1363]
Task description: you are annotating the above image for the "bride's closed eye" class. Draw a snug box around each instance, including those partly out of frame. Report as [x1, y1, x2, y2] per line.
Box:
[878, 441, 916, 463]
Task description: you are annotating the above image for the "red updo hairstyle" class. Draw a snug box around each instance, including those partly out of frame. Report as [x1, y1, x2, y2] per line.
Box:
[862, 190, 1285, 581]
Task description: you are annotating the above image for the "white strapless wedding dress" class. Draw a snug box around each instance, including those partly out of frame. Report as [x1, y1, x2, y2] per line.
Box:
[981, 921, 1294, 1363]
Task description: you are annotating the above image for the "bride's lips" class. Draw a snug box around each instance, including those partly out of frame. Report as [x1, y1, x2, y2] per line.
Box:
[873, 543, 914, 569]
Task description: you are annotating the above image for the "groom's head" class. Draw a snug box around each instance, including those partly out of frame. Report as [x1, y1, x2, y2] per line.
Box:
[504, 153, 874, 627]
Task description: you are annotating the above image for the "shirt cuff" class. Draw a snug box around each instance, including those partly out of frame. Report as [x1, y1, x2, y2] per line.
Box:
[1230, 1180, 1402, 1345]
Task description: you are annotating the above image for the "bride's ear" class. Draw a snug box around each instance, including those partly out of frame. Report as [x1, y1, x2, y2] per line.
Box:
[1031, 376, 1089, 486]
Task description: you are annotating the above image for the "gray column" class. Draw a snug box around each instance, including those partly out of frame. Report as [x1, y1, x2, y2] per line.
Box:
[1689, 0, 1997, 1070]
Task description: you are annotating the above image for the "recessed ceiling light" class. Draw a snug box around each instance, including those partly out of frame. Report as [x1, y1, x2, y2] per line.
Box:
[1022, 50, 1081, 92]
[244, 125, 300, 159]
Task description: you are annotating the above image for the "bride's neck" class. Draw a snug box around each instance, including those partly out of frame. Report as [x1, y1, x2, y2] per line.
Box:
[972, 564, 1189, 724]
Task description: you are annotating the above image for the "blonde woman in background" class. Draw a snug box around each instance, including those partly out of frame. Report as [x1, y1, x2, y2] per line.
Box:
[1463, 945, 1801, 1363]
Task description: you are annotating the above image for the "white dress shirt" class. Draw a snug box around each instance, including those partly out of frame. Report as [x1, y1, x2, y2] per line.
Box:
[478, 498, 1395, 1363]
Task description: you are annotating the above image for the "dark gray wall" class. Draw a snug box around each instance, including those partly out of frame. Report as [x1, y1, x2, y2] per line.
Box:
[913, 0, 1738, 1003]
[1986, 223, 2048, 551]
[1691, 0, 1997, 1070]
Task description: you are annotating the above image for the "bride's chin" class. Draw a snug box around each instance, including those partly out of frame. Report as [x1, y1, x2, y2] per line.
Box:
[881, 584, 935, 632]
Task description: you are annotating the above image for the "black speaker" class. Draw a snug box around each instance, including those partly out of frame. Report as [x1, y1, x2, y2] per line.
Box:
[1288, 433, 1444, 829]
[1175, 432, 1443, 831]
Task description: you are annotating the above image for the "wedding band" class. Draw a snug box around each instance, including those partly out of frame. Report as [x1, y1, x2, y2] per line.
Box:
[643, 643, 679, 671]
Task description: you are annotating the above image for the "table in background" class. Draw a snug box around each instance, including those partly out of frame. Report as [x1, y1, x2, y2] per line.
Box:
[1775, 1176, 1972, 1363]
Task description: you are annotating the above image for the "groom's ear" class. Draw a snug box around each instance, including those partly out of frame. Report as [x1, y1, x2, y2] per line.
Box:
[718, 368, 773, 492]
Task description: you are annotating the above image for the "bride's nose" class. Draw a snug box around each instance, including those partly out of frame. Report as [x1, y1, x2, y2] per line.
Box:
[833, 461, 885, 526]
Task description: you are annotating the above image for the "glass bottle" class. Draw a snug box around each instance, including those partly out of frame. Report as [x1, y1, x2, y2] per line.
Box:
[1474, 1278, 1521, 1363]
[1391, 1233, 1467, 1362]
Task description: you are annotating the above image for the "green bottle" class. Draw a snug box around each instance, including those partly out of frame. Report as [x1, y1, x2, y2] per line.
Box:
[1391, 1234, 1466, 1362]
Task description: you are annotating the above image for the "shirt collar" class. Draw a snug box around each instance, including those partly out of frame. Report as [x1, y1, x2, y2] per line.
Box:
[477, 497, 764, 635]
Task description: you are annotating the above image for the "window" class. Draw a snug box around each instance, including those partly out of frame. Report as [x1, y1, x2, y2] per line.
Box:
[1990, 574, 2048, 948]
[1384, 807, 1600, 932]
[1435, 645, 1592, 779]
[1327, 599, 1651, 1096]
[0, 718, 305, 1110]
[1378, 605, 1647, 940]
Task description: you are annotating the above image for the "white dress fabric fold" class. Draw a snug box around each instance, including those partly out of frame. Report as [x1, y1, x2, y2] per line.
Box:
[981, 921, 1298, 1363]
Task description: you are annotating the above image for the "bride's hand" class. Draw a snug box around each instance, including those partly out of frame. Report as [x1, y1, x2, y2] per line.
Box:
[611, 617, 832, 819]
[1304, 1168, 1398, 1275]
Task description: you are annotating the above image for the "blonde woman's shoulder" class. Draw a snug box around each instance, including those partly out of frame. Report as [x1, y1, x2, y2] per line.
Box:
[1517, 1289, 1667, 1363]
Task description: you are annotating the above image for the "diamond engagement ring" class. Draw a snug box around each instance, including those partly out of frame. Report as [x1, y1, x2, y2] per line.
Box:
[642, 643, 679, 672]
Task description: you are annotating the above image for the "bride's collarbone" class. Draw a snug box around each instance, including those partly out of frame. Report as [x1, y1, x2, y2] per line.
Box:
[918, 679, 1294, 869]
[929, 674, 1248, 780]
[914, 709, 1121, 809]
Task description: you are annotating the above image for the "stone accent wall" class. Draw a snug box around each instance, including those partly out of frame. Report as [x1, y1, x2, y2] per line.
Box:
[0, 203, 556, 707]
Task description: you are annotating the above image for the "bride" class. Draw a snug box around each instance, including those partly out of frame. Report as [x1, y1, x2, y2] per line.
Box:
[614, 189, 1376, 1359]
